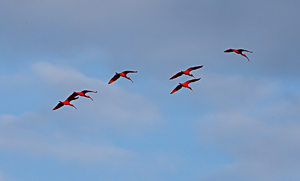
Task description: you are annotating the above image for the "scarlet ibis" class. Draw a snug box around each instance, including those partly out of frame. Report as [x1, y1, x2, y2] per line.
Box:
[224, 48, 253, 61]
[170, 78, 201, 94]
[74, 90, 97, 101]
[53, 92, 78, 110]
[170, 65, 203, 80]
[108, 70, 137, 84]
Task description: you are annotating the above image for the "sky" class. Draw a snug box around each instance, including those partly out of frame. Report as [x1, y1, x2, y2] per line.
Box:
[0, 0, 300, 180]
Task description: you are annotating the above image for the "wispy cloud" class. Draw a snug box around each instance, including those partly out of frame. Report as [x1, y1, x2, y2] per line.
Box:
[31, 61, 163, 131]
[0, 61, 164, 164]
[197, 75, 300, 181]
[0, 169, 8, 181]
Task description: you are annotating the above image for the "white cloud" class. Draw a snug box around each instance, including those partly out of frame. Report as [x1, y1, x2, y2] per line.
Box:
[0, 73, 33, 90]
[0, 61, 164, 164]
[0, 169, 9, 181]
[0, 112, 134, 165]
[197, 76, 300, 181]
[32, 61, 95, 90]
[31, 61, 163, 131]
[187, 72, 280, 113]
[200, 113, 300, 181]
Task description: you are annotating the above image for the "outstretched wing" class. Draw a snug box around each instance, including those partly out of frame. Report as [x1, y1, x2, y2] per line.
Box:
[170, 71, 184, 80]
[66, 92, 79, 102]
[108, 74, 121, 84]
[238, 49, 252, 53]
[187, 65, 203, 72]
[186, 78, 201, 84]
[224, 49, 234, 53]
[170, 84, 183, 94]
[81, 90, 97, 94]
[53, 102, 64, 110]
[123, 70, 137, 75]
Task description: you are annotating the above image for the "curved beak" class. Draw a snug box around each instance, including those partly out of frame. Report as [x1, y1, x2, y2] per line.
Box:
[245, 55, 250, 62]
[89, 97, 93, 101]
[189, 87, 195, 94]
[72, 105, 77, 109]
[127, 77, 133, 83]
[242, 54, 250, 62]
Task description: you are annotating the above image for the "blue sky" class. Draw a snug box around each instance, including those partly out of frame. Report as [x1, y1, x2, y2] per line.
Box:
[1, 0, 300, 180]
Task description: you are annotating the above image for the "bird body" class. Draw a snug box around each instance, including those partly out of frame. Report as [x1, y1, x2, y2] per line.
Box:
[170, 65, 203, 80]
[53, 92, 78, 110]
[170, 78, 201, 94]
[108, 70, 137, 84]
[224, 48, 252, 61]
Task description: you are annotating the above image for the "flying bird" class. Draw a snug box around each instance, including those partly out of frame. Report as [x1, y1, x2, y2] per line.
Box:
[170, 65, 203, 80]
[73, 90, 97, 101]
[170, 78, 201, 94]
[108, 70, 137, 84]
[53, 92, 78, 110]
[224, 48, 253, 61]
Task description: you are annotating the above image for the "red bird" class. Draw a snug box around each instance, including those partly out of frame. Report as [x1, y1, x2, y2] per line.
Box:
[108, 70, 137, 84]
[53, 92, 78, 110]
[224, 48, 253, 61]
[73, 90, 97, 101]
[170, 78, 201, 94]
[170, 65, 203, 80]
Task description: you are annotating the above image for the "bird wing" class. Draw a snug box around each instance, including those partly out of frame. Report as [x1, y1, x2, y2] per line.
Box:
[224, 49, 234, 52]
[187, 65, 203, 72]
[53, 102, 64, 110]
[108, 74, 121, 84]
[66, 92, 79, 102]
[81, 90, 97, 94]
[186, 78, 201, 84]
[170, 71, 184, 80]
[170, 84, 183, 94]
[238, 49, 252, 53]
[123, 70, 138, 75]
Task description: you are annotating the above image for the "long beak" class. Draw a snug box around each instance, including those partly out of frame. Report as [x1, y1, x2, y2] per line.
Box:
[244, 55, 250, 62]
[72, 105, 77, 109]
[188, 74, 195, 78]
[189, 87, 195, 94]
[89, 97, 93, 101]
[127, 77, 133, 83]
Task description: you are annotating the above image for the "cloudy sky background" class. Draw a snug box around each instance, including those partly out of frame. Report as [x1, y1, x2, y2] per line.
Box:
[0, 0, 300, 180]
